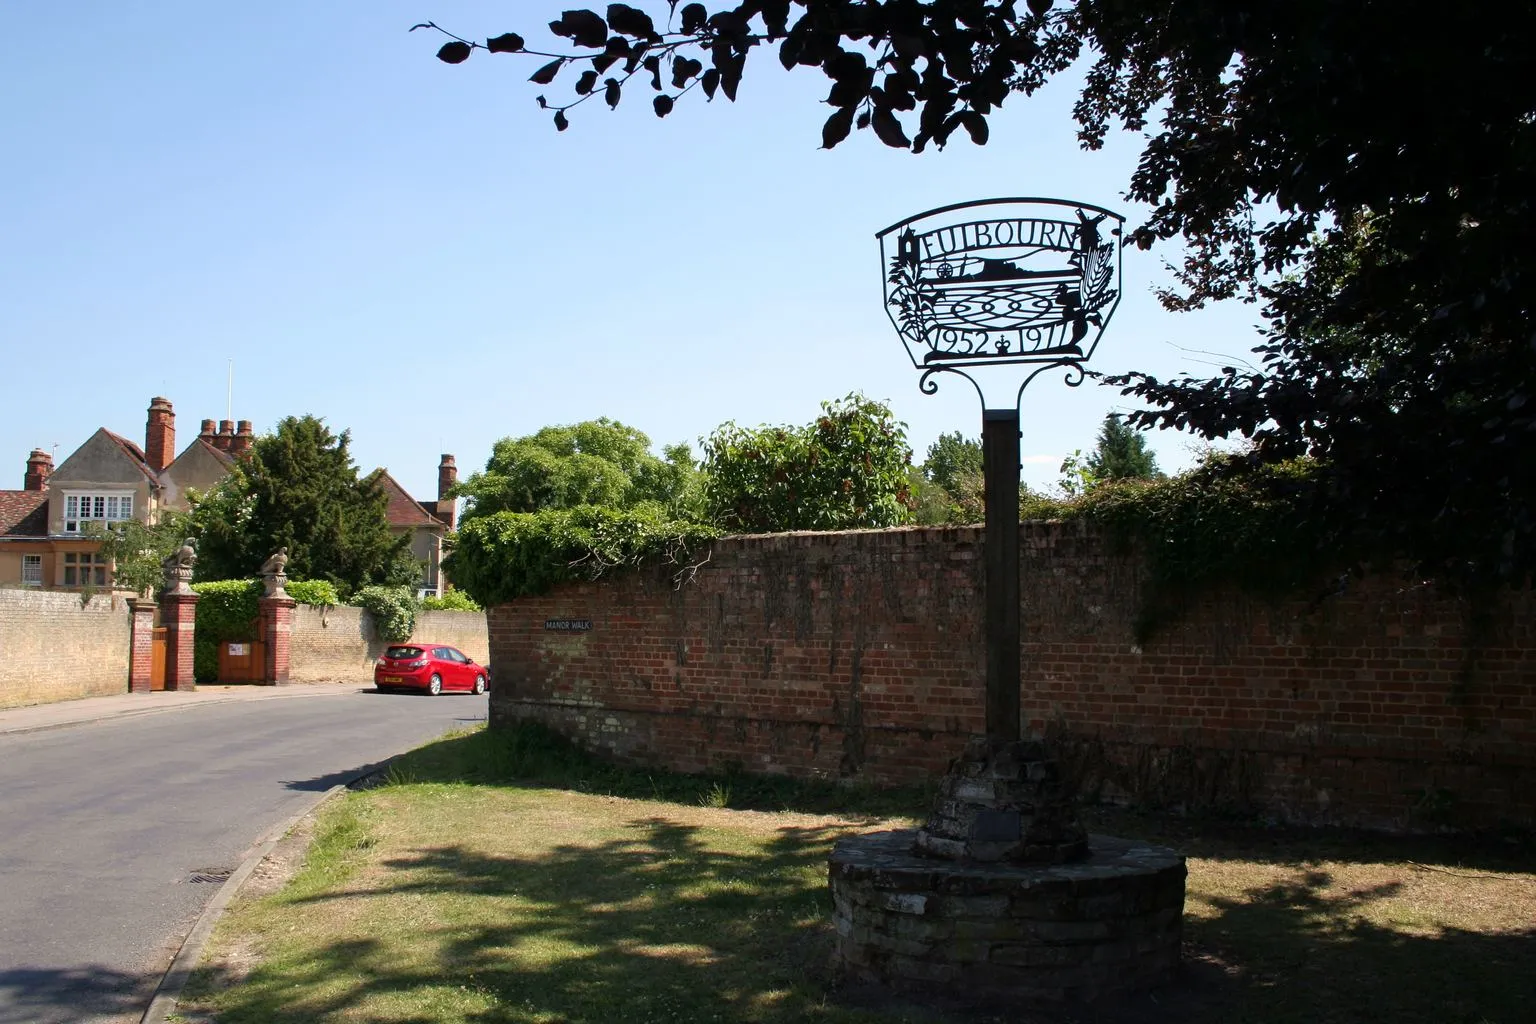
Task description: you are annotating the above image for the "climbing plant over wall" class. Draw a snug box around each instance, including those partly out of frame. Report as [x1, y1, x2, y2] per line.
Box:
[447, 503, 720, 606]
[1021, 456, 1342, 640]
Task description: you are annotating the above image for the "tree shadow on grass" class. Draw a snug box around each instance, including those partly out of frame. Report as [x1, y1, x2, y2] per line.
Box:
[193, 817, 1536, 1024]
[191, 817, 954, 1023]
[1080, 805, 1534, 875]
[1173, 866, 1536, 1024]
[379, 722, 933, 821]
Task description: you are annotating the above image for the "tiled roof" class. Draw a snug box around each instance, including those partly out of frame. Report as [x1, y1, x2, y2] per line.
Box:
[376, 471, 442, 530]
[419, 499, 453, 527]
[102, 430, 159, 481]
[0, 490, 47, 538]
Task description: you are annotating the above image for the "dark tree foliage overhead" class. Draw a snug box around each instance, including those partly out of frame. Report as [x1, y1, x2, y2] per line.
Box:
[422, 2, 1536, 584]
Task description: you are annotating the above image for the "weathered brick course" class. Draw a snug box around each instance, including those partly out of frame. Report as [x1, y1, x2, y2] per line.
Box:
[489, 523, 1536, 830]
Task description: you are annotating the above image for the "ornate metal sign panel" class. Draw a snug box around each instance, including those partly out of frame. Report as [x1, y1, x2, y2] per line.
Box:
[877, 198, 1124, 400]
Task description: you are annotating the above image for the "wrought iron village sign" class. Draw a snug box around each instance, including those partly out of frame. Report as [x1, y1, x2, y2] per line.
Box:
[874, 195, 1126, 743]
[878, 198, 1124, 405]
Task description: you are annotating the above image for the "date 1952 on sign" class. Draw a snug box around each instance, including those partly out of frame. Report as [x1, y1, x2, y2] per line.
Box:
[544, 618, 592, 632]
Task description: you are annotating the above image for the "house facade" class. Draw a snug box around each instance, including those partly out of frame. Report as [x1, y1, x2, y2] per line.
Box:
[0, 398, 251, 591]
[379, 454, 458, 597]
[1, 397, 460, 595]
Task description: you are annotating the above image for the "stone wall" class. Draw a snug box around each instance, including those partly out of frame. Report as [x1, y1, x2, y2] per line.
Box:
[0, 588, 129, 708]
[488, 523, 1536, 831]
[287, 606, 489, 683]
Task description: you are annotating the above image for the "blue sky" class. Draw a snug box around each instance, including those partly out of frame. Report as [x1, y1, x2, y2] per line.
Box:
[0, 2, 1266, 502]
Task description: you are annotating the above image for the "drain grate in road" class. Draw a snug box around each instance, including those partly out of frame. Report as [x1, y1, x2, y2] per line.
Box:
[185, 868, 234, 884]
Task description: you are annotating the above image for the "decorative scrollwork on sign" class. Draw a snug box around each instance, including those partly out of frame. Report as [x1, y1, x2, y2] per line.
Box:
[917, 365, 987, 407]
[878, 198, 1125, 383]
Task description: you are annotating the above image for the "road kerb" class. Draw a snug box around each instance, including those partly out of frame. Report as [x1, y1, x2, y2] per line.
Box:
[139, 754, 397, 1024]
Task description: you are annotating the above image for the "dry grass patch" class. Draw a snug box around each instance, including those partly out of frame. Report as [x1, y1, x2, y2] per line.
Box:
[180, 727, 1535, 1024]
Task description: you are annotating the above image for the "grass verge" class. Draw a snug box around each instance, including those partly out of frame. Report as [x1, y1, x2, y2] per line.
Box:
[180, 724, 1536, 1024]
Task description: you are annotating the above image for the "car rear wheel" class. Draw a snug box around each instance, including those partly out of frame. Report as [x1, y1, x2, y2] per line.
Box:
[428, 674, 442, 696]
[472, 674, 486, 695]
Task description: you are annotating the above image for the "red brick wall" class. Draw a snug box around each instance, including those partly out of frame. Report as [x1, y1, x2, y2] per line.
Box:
[128, 599, 156, 693]
[161, 593, 198, 691]
[487, 523, 1536, 831]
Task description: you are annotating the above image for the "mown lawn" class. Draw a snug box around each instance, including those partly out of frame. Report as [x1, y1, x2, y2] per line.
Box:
[179, 726, 1535, 1024]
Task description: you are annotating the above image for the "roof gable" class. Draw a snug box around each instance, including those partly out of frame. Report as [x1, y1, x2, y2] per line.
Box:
[166, 437, 235, 479]
[376, 470, 442, 530]
[49, 429, 158, 486]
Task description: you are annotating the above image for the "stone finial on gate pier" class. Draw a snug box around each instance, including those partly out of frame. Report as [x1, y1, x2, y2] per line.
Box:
[259, 547, 289, 598]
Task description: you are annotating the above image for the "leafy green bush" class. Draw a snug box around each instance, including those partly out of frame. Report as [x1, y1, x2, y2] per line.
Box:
[419, 590, 481, 612]
[353, 585, 418, 642]
[447, 504, 720, 607]
[702, 392, 915, 532]
[285, 578, 340, 608]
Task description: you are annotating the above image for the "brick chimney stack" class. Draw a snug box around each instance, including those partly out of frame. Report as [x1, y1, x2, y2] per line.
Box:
[214, 420, 236, 452]
[199, 419, 217, 443]
[232, 420, 254, 455]
[24, 449, 52, 491]
[437, 454, 458, 530]
[145, 396, 175, 472]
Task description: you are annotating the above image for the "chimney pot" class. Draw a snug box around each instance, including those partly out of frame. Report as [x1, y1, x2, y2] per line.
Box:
[145, 396, 176, 473]
[24, 448, 52, 491]
[437, 454, 459, 529]
[232, 420, 254, 455]
[200, 419, 216, 437]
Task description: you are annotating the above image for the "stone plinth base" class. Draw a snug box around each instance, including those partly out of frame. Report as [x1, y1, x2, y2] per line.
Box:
[829, 830, 1185, 1005]
[916, 737, 1088, 863]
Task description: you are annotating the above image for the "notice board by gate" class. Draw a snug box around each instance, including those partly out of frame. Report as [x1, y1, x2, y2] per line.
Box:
[217, 640, 266, 683]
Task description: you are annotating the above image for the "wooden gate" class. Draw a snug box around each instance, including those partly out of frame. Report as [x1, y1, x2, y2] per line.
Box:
[218, 639, 267, 683]
[150, 627, 168, 691]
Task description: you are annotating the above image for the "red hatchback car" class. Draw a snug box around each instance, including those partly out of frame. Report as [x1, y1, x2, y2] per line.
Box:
[374, 644, 488, 696]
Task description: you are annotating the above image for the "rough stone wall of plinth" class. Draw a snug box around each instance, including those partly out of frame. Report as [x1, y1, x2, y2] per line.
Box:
[829, 830, 1186, 1003]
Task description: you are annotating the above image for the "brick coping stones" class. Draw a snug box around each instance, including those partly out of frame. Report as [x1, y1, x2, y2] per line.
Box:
[829, 829, 1186, 1005]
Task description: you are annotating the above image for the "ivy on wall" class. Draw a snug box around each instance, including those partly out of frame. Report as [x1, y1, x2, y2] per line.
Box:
[1020, 457, 1344, 641]
[447, 504, 720, 607]
[353, 586, 418, 643]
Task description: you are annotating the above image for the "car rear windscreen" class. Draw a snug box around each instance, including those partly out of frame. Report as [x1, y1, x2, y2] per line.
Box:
[384, 646, 424, 659]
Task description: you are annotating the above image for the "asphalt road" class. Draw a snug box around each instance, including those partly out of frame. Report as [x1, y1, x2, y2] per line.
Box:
[0, 687, 487, 1024]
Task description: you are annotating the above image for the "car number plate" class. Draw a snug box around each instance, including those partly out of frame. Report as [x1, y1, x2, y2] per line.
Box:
[383, 675, 403, 682]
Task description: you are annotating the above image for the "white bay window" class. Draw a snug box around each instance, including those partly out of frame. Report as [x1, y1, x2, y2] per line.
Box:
[63, 492, 133, 533]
